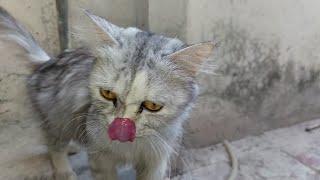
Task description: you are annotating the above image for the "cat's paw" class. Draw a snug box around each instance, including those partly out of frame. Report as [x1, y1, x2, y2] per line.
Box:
[67, 141, 81, 155]
[54, 171, 77, 180]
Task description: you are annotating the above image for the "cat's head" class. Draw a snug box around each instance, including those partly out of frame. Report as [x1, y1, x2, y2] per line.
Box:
[82, 11, 214, 148]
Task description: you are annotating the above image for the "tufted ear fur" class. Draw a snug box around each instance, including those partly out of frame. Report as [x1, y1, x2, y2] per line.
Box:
[166, 42, 214, 76]
[71, 9, 122, 50]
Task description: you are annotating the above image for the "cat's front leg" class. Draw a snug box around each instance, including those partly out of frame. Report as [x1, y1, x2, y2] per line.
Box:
[50, 149, 77, 180]
[47, 137, 77, 180]
[137, 158, 168, 180]
[88, 152, 118, 180]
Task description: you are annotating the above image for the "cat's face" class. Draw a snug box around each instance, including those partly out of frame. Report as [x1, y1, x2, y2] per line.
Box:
[80, 11, 213, 148]
[88, 45, 196, 144]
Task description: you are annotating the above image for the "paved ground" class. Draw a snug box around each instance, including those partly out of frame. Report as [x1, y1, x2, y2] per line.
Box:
[1, 119, 320, 179]
[172, 119, 320, 180]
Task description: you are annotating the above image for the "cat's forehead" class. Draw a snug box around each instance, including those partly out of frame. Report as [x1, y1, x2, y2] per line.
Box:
[97, 28, 185, 77]
[108, 29, 186, 77]
[122, 28, 186, 62]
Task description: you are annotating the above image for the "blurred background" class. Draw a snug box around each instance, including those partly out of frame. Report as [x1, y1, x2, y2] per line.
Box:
[1, 0, 320, 179]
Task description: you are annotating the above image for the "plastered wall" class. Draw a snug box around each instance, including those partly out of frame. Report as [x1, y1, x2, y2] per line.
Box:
[1, 0, 320, 153]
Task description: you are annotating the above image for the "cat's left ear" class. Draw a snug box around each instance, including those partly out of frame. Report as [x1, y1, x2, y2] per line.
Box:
[166, 42, 215, 76]
[83, 10, 121, 47]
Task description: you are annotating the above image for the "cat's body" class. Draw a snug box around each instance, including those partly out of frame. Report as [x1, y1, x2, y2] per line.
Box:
[0, 7, 214, 180]
[27, 43, 188, 180]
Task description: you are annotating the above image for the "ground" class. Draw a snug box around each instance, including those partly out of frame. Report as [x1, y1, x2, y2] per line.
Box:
[172, 119, 320, 180]
[1, 119, 320, 179]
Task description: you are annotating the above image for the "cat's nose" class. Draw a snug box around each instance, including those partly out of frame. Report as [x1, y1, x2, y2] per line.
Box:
[107, 117, 136, 142]
[122, 104, 138, 119]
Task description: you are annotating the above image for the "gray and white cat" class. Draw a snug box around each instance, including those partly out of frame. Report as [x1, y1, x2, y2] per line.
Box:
[0, 7, 214, 180]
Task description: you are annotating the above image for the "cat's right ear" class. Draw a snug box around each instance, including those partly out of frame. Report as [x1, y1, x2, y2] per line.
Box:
[166, 42, 214, 76]
[84, 10, 122, 46]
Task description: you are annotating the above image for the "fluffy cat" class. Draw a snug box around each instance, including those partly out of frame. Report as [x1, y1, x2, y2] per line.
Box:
[0, 7, 214, 180]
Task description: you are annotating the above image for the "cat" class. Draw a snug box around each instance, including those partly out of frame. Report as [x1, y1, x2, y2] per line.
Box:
[0, 7, 214, 180]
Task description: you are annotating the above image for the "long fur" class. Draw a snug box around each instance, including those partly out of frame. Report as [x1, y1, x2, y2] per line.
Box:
[0, 7, 50, 63]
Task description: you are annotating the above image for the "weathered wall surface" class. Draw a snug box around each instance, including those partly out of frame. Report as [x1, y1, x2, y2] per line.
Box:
[148, 0, 187, 40]
[0, 1, 59, 178]
[0, 0, 60, 55]
[184, 0, 320, 147]
[1, 0, 320, 152]
[0, 43, 51, 179]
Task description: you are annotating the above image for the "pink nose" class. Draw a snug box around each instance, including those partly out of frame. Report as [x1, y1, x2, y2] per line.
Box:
[107, 118, 136, 142]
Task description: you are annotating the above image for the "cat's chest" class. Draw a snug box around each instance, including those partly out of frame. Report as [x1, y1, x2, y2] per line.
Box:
[105, 142, 150, 162]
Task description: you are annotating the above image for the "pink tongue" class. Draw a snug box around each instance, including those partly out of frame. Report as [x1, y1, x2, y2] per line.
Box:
[108, 118, 136, 142]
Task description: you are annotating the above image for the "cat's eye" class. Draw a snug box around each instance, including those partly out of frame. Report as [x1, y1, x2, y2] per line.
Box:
[100, 89, 117, 102]
[141, 100, 163, 112]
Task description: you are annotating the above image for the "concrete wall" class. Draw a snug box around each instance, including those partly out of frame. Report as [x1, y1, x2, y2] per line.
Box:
[148, 0, 320, 147]
[0, 0, 60, 54]
[1, 0, 320, 153]
[0, 1, 58, 178]
[148, 0, 187, 40]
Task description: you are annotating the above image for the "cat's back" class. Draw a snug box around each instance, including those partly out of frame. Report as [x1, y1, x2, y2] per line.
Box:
[27, 48, 96, 120]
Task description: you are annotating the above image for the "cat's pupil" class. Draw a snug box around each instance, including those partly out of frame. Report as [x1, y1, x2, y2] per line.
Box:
[112, 99, 117, 107]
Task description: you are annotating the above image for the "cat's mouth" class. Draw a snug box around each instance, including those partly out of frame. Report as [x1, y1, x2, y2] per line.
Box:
[107, 117, 136, 142]
[106, 118, 157, 142]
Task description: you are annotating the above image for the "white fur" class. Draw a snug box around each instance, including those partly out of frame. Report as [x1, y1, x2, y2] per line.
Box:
[6, 34, 50, 63]
[0, 8, 50, 63]
[123, 27, 141, 37]
[124, 72, 147, 118]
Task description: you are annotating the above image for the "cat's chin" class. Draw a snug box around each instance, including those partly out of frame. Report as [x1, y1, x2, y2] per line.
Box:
[107, 135, 145, 143]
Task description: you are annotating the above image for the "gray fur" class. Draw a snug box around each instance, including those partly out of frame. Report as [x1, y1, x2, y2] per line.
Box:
[0, 7, 50, 63]
[1, 8, 212, 180]
[27, 48, 95, 148]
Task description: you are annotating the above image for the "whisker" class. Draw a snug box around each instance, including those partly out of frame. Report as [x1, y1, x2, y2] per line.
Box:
[153, 132, 178, 155]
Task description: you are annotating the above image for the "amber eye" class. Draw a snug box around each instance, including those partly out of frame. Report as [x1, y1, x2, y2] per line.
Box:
[99, 89, 117, 102]
[141, 100, 163, 112]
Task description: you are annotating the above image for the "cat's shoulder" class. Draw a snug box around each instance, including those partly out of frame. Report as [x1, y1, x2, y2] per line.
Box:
[35, 48, 96, 73]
